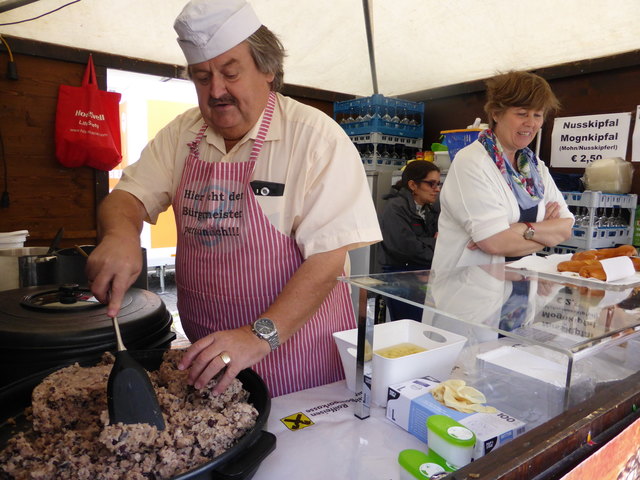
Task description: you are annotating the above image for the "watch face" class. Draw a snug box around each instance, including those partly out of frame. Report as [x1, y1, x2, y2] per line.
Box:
[254, 318, 274, 335]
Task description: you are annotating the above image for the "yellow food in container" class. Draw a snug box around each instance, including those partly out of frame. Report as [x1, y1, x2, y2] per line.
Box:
[374, 342, 427, 359]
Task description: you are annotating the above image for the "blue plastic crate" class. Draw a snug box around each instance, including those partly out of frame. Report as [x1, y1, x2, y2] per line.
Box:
[541, 245, 578, 256]
[441, 129, 482, 160]
[334, 94, 424, 139]
[341, 118, 423, 138]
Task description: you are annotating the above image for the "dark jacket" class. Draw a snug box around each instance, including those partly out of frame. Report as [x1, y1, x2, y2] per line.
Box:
[378, 187, 439, 268]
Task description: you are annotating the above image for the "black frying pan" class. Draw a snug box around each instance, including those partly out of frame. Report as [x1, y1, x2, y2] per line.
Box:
[0, 349, 276, 480]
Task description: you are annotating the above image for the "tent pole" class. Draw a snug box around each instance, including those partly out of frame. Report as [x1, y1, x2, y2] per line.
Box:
[362, 0, 379, 94]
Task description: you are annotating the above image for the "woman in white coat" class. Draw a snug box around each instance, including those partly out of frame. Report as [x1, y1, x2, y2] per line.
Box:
[432, 70, 574, 271]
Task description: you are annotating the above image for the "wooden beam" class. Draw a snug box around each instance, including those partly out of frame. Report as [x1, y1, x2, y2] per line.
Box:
[282, 84, 354, 103]
[3, 35, 186, 79]
[2, 35, 354, 104]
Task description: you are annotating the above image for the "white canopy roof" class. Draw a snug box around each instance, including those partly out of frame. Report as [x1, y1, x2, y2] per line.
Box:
[1, 0, 639, 97]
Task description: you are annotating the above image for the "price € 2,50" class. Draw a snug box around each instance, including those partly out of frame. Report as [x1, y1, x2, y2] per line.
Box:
[571, 154, 603, 163]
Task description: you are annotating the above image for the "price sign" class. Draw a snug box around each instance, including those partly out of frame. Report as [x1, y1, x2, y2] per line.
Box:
[550, 112, 631, 168]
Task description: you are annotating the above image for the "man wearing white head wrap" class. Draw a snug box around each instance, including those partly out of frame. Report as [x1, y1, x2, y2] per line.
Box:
[87, 0, 382, 397]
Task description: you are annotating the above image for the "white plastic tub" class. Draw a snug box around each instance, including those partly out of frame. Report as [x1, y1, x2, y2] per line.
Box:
[333, 320, 467, 406]
[0, 230, 28, 249]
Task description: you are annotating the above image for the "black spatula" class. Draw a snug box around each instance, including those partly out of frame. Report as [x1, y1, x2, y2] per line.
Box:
[107, 315, 166, 430]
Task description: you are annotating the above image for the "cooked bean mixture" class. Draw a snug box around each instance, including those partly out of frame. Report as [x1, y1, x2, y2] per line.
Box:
[0, 350, 258, 479]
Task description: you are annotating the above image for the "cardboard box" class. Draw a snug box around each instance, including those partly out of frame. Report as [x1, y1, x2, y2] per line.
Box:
[386, 377, 526, 460]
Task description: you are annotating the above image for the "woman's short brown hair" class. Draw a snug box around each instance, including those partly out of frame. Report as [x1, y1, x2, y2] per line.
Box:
[484, 70, 560, 129]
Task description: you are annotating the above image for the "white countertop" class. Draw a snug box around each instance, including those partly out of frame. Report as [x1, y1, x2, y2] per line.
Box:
[253, 381, 426, 480]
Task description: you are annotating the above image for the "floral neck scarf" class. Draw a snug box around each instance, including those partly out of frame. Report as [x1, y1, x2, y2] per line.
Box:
[479, 129, 544, 210]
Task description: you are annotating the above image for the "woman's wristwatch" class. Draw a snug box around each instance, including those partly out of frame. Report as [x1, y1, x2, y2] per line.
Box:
[523, 222, 535, 240]
[251, 318, 280, 351]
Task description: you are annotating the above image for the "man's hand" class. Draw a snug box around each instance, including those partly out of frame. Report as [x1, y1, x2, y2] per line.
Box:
[178, 246, 349, 394]
[179, 325, 270, 395]
[86, 190, 146, 317]
[86, 234, 142, 316]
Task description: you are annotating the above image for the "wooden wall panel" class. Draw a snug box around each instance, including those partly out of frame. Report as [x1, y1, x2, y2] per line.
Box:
[422, 92, 486, 147]
[0, 53, 98, 247]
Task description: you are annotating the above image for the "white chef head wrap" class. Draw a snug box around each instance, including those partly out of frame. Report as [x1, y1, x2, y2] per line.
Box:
[174, 0, 261, 65]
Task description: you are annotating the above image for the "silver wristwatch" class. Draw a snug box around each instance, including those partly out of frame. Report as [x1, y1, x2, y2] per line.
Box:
[252, 318, 280, 351]
[523, 222, 535, 240]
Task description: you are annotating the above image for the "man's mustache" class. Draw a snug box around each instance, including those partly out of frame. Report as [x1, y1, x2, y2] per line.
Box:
[208, 96, 237, 107]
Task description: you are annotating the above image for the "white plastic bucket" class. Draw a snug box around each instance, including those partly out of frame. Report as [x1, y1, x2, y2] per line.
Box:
[0, 230, 28, 250]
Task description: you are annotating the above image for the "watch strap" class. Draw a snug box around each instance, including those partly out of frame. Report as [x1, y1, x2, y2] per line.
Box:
[264, 331, 279, 351]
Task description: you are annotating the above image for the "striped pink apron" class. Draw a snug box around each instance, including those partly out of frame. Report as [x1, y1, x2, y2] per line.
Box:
[173, 92, 355, 397]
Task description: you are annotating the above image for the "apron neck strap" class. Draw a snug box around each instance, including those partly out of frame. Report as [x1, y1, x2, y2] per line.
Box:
[188, 124, 209, 152]
[248, 91, 276, 162]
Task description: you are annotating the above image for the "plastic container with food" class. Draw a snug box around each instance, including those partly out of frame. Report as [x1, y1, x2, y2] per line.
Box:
[333, 320, 467, 406]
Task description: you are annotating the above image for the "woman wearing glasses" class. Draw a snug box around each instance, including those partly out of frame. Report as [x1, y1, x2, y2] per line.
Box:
[432, 70, 574, 271]
[378, 160, 441, 320]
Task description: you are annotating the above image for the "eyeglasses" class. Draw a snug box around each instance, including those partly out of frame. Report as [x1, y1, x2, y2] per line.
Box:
[419, 180, 443, 189]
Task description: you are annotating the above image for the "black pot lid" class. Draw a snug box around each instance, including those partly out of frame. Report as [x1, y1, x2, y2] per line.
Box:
[0, 284, 171, 349]
[21, 284, 102, 311]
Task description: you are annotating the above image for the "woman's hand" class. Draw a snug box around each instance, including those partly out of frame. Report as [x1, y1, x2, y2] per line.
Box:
[178, 326, 271, 394]
[544, 201, 561, 220]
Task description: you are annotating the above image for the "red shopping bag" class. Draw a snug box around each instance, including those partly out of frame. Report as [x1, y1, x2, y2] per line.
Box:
[55, 55, 122, 171]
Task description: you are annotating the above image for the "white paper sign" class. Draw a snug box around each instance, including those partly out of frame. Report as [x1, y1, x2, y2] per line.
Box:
[550, 112, 632, 168]
[632, 105, 640, 163]
[600, 256, 635, 282]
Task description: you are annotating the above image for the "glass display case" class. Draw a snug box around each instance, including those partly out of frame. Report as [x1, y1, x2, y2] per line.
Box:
[340, 262, 640, 428]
